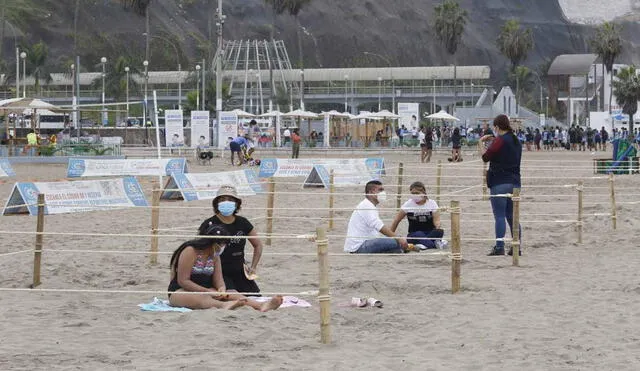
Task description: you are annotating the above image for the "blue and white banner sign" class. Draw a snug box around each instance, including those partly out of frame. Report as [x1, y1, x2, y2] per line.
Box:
[0, 159, 16, 177]
[67, 158, 187, 178]
[161, 169, 263, 201]
[258, 157, 385, 178]
[2, 177, 148, 216]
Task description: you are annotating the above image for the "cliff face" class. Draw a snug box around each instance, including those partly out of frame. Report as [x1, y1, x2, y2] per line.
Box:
[2, 0, 640, 80]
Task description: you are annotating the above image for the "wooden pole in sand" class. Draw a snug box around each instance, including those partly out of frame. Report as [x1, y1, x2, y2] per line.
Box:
[450, 200, 461, 294]
[316, 226, 331, 344]
[328, 170, 335, 230]
[266, 178, 275, 246]
[511, 188, 521, 266]
[436, 160, 442, 205]
[396, 162, 404, 209]
[577, 180, 583, 244]
[150, 189, 161, 264]
[609, 173, 617, 230]
[31, 194, 45, 288]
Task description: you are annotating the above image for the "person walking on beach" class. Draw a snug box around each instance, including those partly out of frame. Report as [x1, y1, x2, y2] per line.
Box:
[344, 180, 412, 254]
[482, 114, 522, 256]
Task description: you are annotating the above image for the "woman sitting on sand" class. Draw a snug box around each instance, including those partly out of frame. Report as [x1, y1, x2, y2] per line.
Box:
[169, 223, 282, 311]
[390, 181, 445, 250]
[198, 185, 282, 312]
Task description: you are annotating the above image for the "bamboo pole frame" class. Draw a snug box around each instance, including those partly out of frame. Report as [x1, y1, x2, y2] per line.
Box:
[396, 162, 404, 209]
[31, 194, 45, 288]
[511, 188, 521, 266]
[609, 174, 617, 230]
[266, 178, 275, 246]
[316, 226, 331, 344]
[436, 160, 442, 205]
[577, 181, 583, 244]
[328, 170, 335, 230]
[450, 200, 461, 294]
[150, 189, 161, 264]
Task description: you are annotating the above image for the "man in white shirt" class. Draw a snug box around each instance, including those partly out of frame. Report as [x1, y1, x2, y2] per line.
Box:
[344, 180, 409, 254]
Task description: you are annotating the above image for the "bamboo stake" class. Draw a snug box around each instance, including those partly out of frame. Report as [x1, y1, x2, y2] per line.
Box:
[450, 200, 461, 294]
[31, 194, 45, 288]
[436, 160, 442, 205]
[609, 174, 617, 230]
[396, 162, 404, 209]
[316, 226, 331, 344]
[266, 178, 275, 246]
[328, 170, 335, 230]
[150, 189, 161, 264]
[511, 188, 521, 266]
[577, 180, 583, 244]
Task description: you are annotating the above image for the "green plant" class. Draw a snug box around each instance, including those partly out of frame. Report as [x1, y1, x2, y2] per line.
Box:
[91, 146, 114, 156]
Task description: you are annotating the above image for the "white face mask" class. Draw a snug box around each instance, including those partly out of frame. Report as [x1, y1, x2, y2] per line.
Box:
[376, 191, 387, 203]
[411, 195, 425, 202]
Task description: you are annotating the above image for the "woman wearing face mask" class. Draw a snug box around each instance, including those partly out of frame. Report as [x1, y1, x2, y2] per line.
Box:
[197, 185, 282, 311]
[168, 224, 246, 310]
[390, 181, 445, 250]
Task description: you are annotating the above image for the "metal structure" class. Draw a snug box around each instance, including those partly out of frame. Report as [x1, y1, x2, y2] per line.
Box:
[213, 39, 300, 114]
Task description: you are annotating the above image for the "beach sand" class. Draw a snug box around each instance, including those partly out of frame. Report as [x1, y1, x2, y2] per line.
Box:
[1, 148, 639, 370]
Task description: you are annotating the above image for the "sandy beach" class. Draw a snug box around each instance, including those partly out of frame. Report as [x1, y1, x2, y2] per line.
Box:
[1, 147, 639, 370]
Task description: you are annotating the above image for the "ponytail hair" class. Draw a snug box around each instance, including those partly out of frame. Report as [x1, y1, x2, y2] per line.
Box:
[493, 114, 520, 146]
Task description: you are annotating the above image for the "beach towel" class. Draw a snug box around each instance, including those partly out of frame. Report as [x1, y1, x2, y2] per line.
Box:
[138, 297, 192, 313]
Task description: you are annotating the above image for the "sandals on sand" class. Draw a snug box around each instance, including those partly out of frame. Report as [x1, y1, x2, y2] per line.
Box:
[350, 297, 383, 308]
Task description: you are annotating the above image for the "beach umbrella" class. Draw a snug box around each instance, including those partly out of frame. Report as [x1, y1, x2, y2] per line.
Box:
[368, 110, 401, 119]
[230, 108, 256, 117]
[426, 110, 460, 121]
[0, 97, 64, 132]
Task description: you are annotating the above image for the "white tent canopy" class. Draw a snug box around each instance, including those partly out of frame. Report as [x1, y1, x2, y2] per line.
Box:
[426, 110, 460, 121]
[368, 110, 401, 119]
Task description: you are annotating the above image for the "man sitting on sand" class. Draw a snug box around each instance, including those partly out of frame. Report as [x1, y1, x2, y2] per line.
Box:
[344, 180, 412, 254]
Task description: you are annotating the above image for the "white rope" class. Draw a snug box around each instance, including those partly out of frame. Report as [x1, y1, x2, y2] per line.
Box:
[0, 250, 32, 257]
[0, 287, 319, 297]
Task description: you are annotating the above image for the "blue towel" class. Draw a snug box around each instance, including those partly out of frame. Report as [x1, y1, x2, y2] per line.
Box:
[138, 297, 192, 313]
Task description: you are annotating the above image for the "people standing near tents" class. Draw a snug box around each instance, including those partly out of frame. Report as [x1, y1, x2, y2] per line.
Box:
[291, 129, 301, 158]
[448, 128, 462, 162]
[26, 130, 38, 156]
[283, 127, 291, 147]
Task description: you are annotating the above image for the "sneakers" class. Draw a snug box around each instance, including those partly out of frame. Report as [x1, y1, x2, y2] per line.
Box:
[436, 239, 448, 249]
[508, 247, 522, 256]
[487, 246, 505, 256]
[414, 244, 428, 250]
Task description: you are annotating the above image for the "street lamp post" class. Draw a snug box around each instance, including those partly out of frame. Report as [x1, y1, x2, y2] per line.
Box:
[531, 70, 544, 113]
[5, 21, 19, 98]
[545, 96, 549, 117]
[344, 75, 349, 112]
[20, 51, 26, 98]
[125, 67, 130, 121]
[364, 51, 395, 113]
[300, 70, 305, 111]
[143, 60, 149, 127]
[377, 77, 382, 111]
[196, 64, 201, 110]
[101, 57, 107, 126]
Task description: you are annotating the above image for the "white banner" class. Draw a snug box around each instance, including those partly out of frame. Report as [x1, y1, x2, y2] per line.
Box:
[258, 158, 385, 178]
[0, 159, 16, 177]
[67, 158, 187, 177]
[161, 169, 263, 201]
[218, 111, 238, 149]
[398, 102, 420, 130]
[3, 177, 148, 216]
[165, 109, 184, 147]
[190, 110, 210, 148]
[304, 163, 380, 188]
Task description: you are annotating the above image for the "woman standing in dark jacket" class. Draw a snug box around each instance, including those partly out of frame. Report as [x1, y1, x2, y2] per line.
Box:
[482, 115, 522, 256]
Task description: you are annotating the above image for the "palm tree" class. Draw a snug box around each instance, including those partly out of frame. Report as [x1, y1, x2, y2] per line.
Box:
[286, 0, 312, 68]
[590, 22, 622, 114]
[120, 0, 152, 60]
[612, 65, 640, 136]
[433, 0, 468, 114]
[22, 41, 52, 95]
[497, 19, 534, 114]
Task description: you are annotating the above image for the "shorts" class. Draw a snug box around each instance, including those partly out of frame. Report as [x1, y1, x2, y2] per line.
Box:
[229, 141, 241, 152]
